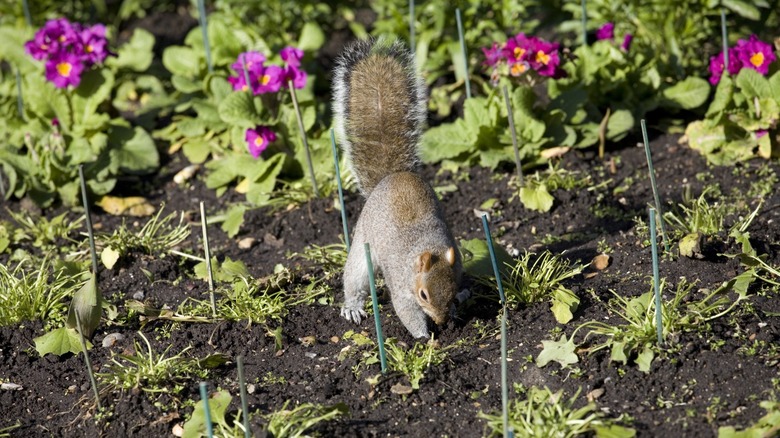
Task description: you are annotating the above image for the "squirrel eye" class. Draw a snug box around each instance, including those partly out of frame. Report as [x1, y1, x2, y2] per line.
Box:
[419, 289, 428, 301]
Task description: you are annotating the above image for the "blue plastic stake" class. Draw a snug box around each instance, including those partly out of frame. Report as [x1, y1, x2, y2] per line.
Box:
[409, 0, 416, 55]
[236, 356, 251, 438]
[199, 382, 214, 438]
[481, 214, 508, 437]
[330, 128, 350, 251]
[641, 120, 670, 254]
[455, 8, 471, 99]
[364, 243, 387, 373]
[720, 8, 729, 78]
[649, 208, 663, 346]
[240, 54, 252, 95]
[196, 0, 213, 73]
[200, 202, 217, 317]
[580, 0, 588, 46]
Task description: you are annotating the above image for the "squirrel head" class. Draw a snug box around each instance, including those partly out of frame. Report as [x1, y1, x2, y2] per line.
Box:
[413, 247, 459, 326]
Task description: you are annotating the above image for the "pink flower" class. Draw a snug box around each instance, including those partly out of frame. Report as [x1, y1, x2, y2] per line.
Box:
[77, 24, 108, 65]
[596, 23, 614, 41]
[45, 52, 85, 88]
[280, 46, 304, 67]
[482, 42, 503, 67]
[527, 37, 561, 77]
[283, 65, 307, 89]
[755, 130, 768, 139]
[252, 65, 283, 94]
[734, 35, 776, 75]
[25, 18, 78, 60]
[708, 48, 741, 85]
[620, 34, 633, 52]
[231, 51, 266, 75]
[503, 33, 532, 63]
[245, 126, 276, 158]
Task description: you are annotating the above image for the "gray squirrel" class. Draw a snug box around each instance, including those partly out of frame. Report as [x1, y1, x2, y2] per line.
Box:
[332, 38, 462, 338]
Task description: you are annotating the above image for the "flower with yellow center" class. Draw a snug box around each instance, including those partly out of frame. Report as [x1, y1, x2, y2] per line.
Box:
[56, 62, 73, 77]
[535, 50, 551, 65]
[750, 52, 765, 68]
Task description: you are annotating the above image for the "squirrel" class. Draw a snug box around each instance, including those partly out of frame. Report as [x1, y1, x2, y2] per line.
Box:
[332, 38, 462, 339]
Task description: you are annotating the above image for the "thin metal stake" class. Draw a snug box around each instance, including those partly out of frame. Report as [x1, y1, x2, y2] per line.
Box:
[580, 0, 588, 46]
[199, 382, 214, 438]
[455, 9, 471, 99]
[502, 85, 524, 187]
[649, 208, 664, 346]
[289, 80, 320, 198]
[237, 356, 251, 438]
[15, 67, 24, 121]
[78, 165, 98, 274]
[720, 7, 729, 78]
[365, 243, 387, 373]
[75, 312, 102, 410]
[200, 202, 217, 317]
[196, 0, 213, 73]
[330, 128, 350, 251]
[640, 120, 671, 253]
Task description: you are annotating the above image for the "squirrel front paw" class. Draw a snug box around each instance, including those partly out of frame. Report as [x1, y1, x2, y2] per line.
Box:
[340, 306, 367, 324]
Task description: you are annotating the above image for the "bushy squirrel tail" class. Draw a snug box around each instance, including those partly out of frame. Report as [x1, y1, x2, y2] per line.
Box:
[332, 38, 426, 197]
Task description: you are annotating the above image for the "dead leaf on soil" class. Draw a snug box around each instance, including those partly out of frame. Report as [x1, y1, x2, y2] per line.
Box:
[592, 254, 611, 270]
[391, 383, 414, 395]
[96, 196, 155, 216]
[540, 146, 570, 159]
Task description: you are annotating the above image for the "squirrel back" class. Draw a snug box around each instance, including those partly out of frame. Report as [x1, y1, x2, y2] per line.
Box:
[332, 38, 426, 197]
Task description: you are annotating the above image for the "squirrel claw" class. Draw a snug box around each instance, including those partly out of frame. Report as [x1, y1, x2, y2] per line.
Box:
[340, 307, 367, 324]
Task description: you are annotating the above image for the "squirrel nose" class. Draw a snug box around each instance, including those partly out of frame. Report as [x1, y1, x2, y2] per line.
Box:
[432, 312, 449, 326]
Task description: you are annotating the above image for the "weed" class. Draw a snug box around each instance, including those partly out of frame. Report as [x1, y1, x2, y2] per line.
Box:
[384, 338, 448, 389]
[289, 242, 347, 280]
[8, 210, 83, 251]
[265, 401, 348, 438]
[96, 208, 189, 266]
[664, 185, 726, 237]
[479, 385, 634, 437]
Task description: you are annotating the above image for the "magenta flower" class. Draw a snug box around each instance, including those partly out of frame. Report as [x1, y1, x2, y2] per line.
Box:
[252, 65, 284, 94]
[77, 24, 108, 64]
[231, 51, 266, 75]
[45, 53, 85, 88]
[503, 33, 532, 63]
[245, 126, 276, 158]
[283, 65, 307, 89]
[527, 38, 561, 77]
[596, 23, 614, 41]
[708, 48, 741, 85]
[620, 34, 633, 52]
[280, 46, 304, 67]
[734, 35, 776, 75]
[25, 18, 78, 60]
[482, 42, 503, 67]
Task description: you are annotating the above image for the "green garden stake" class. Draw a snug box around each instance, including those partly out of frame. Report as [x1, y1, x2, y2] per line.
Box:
[237, 355, 251, 438]
[199, 382, 214, 438]
[75, 312, 102, 410]
[196, 0, 213, 73]
[22, 0, 32, 27]
[641, 120, 670, 254]
[200, 202, 217, 317]
[78, 165, 98, 274]
[455, 8, 471, 99]
[481, 214, 508, 437]
[502, 85, 524, 187]
[0, 167, 6, 200]
[289, 80, 320, 198]
[364, 242, 387, 373]
[330, 128, 350, 251]
[409, 0, 416, 55]
[580, 0, 588, 46]
[15, 67, 24, 121]
[720, 7, 729, 78]
[649, 208, 664, 346]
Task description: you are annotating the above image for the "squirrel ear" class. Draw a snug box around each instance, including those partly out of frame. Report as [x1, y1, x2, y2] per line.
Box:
[446, 247, 456, 266]
[417, 252, 432, 273]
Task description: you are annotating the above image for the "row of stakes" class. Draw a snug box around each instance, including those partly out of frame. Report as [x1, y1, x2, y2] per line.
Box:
[17, 0, 730, 435]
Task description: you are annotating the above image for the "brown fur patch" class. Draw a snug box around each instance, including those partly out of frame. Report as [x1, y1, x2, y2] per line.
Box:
[387, 173, 436, 224]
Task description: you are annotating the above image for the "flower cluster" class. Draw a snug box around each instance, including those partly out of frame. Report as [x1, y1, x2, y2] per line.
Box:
[25, 18, 109, 89]
[245, 126, 277, 158]
[483, 33, 564, 84]
[595, 22, 633, 52]
[709, 35, 777, 85]
[228, 46, 307, 95]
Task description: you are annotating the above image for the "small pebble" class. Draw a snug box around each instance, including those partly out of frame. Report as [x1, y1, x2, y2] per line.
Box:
[305, 352, 318, 359]
[171, 423, 184, 437]
[132, 291, 145, 300]
[0, 382, 22, 391]
[102, 333, 125, 348]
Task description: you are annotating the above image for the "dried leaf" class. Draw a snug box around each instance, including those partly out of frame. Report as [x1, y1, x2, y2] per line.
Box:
[96, 196, 155, 216]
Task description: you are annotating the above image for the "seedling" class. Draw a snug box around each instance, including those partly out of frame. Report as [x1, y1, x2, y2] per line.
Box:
[265, 401, 348, 438]
[290, 242, 348, 280]
[479, 385, 635, 437]
[384, 338, 447, 389]
[7, 210, 84, 251]
[663, 185, 727, 238]
[718, 398, 780, 437]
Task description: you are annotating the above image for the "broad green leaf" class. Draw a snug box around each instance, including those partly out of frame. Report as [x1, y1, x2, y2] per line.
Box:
[420, 123, 473, 163]
[171, 75, 202, 93]
[769, 71, 780, 103]
[706, 76, 734, 118]
[33, 327, 91, 356]
[222, 204, 247, 238]
[163, 46, 201, 78]
[298, 22, 326, 52]
[72, 69, 115, 127]
[610, 341, 628, 364]
[106, 28, 154, 72]
[550, 287, 580, 324]
[722, 0, 761, 20]
[536, 334, 578, 368]
[636, 344, 654, 373]
[459, 238, 514, 279]
[182, 138, 212, 164]
[662, 77, 710, 109]
[109, 125, 159, 173]
[736, 68, 771, 100]
[218, 92, 262, 128]
[679, 232, 702, 258]
[594, 425, 637, 438]
[183, 390, 232, 438]
[519, 180, 554, 212]
[66, 272, 102, 339]
[606, 109, 634, 140]
[246, 154, 286, 205]
[684, 120, 726, 156]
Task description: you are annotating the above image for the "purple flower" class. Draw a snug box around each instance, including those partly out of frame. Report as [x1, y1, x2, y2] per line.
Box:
[596, 23, 614, 41]
[503, 33, 532, 63]
[252, 65, 284, 94]
[527, 37, 561, 77]
[708, 48, 741, 85]
[280, 46, 304, 67]
[45, 52, 85, 88]
[734, 35, 776, 75]
[245, 126, 276, 158]
[482, 42, 503, 67]
[620, 34, 633, 52]
[231, 51, 266, 75]
[77, 24, 108, 65]
[25, 18, 78, 60]
[755, 130, 768, 139]
[283, 65, 307, 89]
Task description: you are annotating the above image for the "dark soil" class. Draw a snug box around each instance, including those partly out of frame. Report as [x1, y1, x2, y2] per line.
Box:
[2, 10, 780, 438]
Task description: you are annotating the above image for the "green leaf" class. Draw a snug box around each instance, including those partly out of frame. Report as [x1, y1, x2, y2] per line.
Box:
[246, 154, 286, 205]
[722, 0, 761, 20]
[594, 424, 637, 438]
[606, 109, 634, 140]
[222, 204, 247, 238]
[768, 71, 780, 103]
[163, 46, 201, 78]
[706, 76, 734, 118]
[420, 122, 473, 163]
[182, 138, 212, 164]
[459, 238, 514, 279]
[684, 120, 727, 156]
[183, 390, 232, 438]
[218, 92, 263, 128]
[72, 69, 115, 128]
[536, 334, 578, 368]
[610, 341, 628, 364]
[679, 232, 702, 258]
[109, 125, 160, 173]
[550, 287, 580, 324]
[34, 327, 91, 356]
[66, 272, 102, 339]
[662, 77, 710, 109]
[736, 68, 771, 100]
[106, 28, 154, 72]
[298, 22, 326, 52]
[636, 344, 654, 373]
[519, 180, 554, 212]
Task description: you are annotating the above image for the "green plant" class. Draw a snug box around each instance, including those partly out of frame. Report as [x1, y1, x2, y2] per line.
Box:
[97, 332, 225, 396]
[663, 185, 727, 237]
[384, 338, 448, 389]
[6, 210, 83, 252]
[718, 398, 780, 437]
[289, 242, 348, 280]
[265, 401, 348, 438]
[478, 385, 635, 438]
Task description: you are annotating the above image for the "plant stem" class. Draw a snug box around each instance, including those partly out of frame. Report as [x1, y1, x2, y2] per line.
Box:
[200, 202, 217, 318]
[197, 0, 213, 73]
[649, 208, 663, 346]
[289, 80, 320, 198]
[199, 382, 214, 438]
[75, 312, 102, 410]
[330, 128, 350, 251]
[502, 85, 524, 187]
[455, 8, 471, 99]
[480, 214, 508, 437]
[641, 120, 671, 253]
[364, 243, 387, 373]
[237, 355, 251, 438]
[78, 165, 98, 274]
